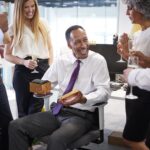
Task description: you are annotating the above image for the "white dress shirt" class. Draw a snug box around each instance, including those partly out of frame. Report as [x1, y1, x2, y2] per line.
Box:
[0, 29, 4, 44]
[128, 68, 150, 91]
[42, 50, 110, 112]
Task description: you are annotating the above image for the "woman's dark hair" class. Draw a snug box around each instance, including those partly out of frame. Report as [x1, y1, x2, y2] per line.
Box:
[65, 25, 85, 42]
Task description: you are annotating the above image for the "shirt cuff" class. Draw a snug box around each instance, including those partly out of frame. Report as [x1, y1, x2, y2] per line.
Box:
[128, 69, 141, 86]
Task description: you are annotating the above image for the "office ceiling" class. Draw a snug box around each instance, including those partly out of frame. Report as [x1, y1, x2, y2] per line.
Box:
[4, 0, 117, 7]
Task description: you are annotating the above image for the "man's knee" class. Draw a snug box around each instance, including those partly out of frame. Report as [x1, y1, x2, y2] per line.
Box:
[9, 119, 21, 134]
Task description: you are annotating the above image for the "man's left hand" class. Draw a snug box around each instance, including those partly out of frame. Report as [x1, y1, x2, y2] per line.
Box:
[59, 91, 87, 106]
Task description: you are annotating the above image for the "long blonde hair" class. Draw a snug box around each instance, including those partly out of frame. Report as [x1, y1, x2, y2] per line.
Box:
[12, 0, 48, 47]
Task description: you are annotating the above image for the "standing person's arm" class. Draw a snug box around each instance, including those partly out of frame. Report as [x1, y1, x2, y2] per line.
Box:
[123, 68, 150, 91]
[0, 13, 8, 44]
[4, 36, 37, 70]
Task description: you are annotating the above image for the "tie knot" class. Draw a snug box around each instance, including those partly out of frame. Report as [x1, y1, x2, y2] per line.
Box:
[76, 59, 81, 64]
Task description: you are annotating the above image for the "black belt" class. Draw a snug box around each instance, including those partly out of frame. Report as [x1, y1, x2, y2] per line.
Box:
[24, 56, 48, 62]
[63, 106, 94, 114]
[62, 106, 96, 119]
[15, 56, 49, 74]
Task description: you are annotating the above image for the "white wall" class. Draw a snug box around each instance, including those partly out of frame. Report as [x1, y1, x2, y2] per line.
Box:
[118, 1, 132, 35]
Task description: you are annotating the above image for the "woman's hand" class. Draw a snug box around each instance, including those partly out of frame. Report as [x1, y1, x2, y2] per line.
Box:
[123, 68, 133, 83]
[117, 33, 129, 60]
[23, 59, 38, 70]
[132, 51, 150, 68]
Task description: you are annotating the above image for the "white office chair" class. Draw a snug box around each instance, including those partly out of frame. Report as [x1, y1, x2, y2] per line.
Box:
[68, 102, 107, 150]
[40, 100, 107, 150]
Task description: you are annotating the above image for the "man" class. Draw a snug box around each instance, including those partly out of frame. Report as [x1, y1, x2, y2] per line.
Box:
[0, 13, 13, 150]
[9, 25, 110, 150]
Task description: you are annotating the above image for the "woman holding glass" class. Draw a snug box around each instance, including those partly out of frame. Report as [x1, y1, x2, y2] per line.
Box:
[4, 0, 53, 118]
[117, 0, 150, 150]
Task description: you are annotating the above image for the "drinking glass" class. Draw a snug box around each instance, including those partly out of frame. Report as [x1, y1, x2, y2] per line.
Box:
[31, 55, 39, 73]
[125, 56, 139, 100]
[116, 40, 125, 63]
[117, 51, 125, 63]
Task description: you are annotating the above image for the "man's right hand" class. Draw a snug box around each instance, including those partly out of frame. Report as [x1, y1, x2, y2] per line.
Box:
[0, 13, 8, 33]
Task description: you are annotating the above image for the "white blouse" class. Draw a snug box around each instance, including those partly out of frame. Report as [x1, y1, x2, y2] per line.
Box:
[133, 27, 150, 56]
[8, 19, 51, 59]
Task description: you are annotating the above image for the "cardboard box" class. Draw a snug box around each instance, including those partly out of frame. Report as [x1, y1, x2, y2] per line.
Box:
[108, 131, 128, 147]
[30, 79, 51, 95]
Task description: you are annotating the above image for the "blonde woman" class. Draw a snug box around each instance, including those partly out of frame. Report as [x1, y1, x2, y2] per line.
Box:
[4, 0, 53, 118]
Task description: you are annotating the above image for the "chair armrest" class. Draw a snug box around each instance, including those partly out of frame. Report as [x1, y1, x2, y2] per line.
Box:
[92, 102, 107, 144]
[92, 102, 107, 130]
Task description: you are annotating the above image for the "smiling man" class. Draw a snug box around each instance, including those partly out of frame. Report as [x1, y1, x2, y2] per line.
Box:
[9, 25, 110, 150]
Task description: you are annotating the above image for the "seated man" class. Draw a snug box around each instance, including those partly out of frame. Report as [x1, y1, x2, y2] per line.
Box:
[9, 25, 110, 150]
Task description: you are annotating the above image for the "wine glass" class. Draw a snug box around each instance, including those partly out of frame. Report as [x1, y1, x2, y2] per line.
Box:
[31, 55, 39, 73]
[116, 40, 125, 63]
[125, 40, 139, 99]
[116, 50, 126, 63]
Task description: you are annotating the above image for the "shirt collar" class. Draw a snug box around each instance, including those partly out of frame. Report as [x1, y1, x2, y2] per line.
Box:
[70, 51, 90, 64]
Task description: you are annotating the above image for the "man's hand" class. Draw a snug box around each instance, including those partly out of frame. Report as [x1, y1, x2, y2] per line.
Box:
[58, 91, 87, 106]
[0, 13, 8, 33]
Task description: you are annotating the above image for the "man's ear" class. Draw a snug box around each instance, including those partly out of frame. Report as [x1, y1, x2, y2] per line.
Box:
[68, 42, 72, 49]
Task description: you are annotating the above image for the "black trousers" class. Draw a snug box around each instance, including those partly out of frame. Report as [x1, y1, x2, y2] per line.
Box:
[9, 108, 96, 150]
[13, 64, 45, 118]
[0, 76, 13, 150]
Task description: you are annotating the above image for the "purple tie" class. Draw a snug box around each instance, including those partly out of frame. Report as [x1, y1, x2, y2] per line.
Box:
[52, 60, 81, 115]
